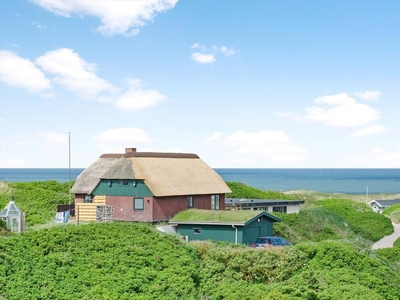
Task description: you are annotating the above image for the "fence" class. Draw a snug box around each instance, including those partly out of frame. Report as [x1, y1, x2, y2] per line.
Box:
[57, 204, 75, 216]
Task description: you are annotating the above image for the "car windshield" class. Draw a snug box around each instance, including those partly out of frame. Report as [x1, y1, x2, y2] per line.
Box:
[255, 238, 269, 243]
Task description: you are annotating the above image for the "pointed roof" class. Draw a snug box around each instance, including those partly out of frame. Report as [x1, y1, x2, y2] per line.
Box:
[368, 199, 400, 207]
[0, 201, 24, 217]
[169, 209, 281, 226]
[71, 149, 231, 197]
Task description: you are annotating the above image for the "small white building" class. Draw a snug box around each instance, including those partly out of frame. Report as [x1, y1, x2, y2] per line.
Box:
[0, 201, 26, 233]
[368, 199, 400, 214]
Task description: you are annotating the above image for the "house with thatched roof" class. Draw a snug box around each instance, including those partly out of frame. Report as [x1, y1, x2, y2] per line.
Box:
[71, 148, 231, 223]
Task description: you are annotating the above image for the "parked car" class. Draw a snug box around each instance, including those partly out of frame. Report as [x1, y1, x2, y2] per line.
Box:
[251, 236, 292, 248]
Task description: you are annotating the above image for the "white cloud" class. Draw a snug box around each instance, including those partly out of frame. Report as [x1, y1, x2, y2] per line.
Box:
[30, 0, 178, 36]
[221, 130, 308, 163]
[35, 48, 117, 99]
[191, 52, 216, 64]
[339, 147, 400, 168]
[191, 43, 206, 51]
[220, 46, 235, 56]
[207, 132, 224, 141]
[0, 50, 51, 92]
[277, 93, 380, 128]
[17, 131, 68, 150]
[0, 159, 26, 168]
[349, 125, 387, 137]
[32, 21, 46, 29]
[114, 78, 167, 112]
[93, 128, 153, 152]
[353, 90, 381, 101]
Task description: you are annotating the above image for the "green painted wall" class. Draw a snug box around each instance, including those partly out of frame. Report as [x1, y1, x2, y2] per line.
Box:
[177, 216, 275, 245]
[93, 179, 153, 197]
[178, 224, 237, 244]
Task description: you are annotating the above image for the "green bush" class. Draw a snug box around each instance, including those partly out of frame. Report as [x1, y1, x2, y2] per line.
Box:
[0, 219, 6, 229]
[226, 182, 298, 200]
[190, 240, 400, 300]
[316, 199, 393, 241]
[394, 237, 400, 248]
[375, 247, 400, 264]
[0, 181, 72, 226]
[0, 222, 199, 300]
[382, 204, 400, 216]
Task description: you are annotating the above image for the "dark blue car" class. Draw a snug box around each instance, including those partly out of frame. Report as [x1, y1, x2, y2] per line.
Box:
[251, 236, 292, 248]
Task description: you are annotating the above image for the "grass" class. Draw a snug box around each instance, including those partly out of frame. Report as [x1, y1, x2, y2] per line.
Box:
[170, 209, 267, 223]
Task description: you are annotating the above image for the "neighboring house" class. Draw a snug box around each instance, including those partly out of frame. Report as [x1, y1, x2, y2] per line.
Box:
[225, 198, 304, 213]
[368, 199, 400, 214]
[169, 209, 281, 245]
[71, 148, 231, 223]
[0, 201, 26, 233]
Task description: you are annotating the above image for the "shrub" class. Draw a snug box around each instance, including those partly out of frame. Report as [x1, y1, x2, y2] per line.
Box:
[226, 182, 298, 200]
[316, 199, 393, 241]
[0, 181, 72, 226]
[375, 247, 400, 264]
[0, 222, 199, 300]
[0, 219, 6, 229]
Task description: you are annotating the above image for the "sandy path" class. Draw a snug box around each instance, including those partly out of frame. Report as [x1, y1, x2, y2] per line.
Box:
[372, 222, 400, 249]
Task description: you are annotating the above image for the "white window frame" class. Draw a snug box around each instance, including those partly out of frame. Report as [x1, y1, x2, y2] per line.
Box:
[188, 196, 194, 208]
[211, 195, 220, 210]
[134, 198, 144, 210]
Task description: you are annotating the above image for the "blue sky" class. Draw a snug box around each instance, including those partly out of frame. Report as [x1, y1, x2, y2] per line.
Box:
[1, 0, 399, 168]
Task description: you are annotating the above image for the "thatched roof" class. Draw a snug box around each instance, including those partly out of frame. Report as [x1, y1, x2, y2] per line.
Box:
[71, 150, 231, 196]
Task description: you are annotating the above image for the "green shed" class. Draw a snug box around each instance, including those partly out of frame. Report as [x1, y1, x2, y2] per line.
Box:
[169, 209, 281, 245]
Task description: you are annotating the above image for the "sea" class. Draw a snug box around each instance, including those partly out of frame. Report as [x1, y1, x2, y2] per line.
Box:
[0, 168, 400, 195]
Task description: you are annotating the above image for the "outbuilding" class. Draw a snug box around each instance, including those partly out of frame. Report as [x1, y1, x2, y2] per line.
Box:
[0, 201, 26, 233]
[368, 199, 400, 213]
[169, 209, 281, 245]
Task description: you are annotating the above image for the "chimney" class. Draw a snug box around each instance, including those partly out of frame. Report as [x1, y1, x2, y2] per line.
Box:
[125, 147, 137, 154]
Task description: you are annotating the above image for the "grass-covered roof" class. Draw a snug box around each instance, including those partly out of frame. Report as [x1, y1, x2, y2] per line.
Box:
[170, 209, 280, 225]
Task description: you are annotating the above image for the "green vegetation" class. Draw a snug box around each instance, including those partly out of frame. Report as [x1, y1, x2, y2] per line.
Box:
[1, 181, 399, 299]
[1, 223, 399, 300]
[383, 204, 400, 223]
[273, 208, 372, 248]
[0, 222, 198, 300]
[315, 199, 393, 241]
[193, 240, 400, 299]
[171, 209, 278, 223]
[0, 181, 71, 226]
[226, 182, 299, 200]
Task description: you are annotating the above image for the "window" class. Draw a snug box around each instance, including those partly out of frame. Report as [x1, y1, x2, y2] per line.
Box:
[134, 198, 144, 210]
[194, 228, 201, 234]
[188, 196, 194, 208]
[211, 195, 220, 210]
[118, 180, 129, 186]
[272, 206, 287, 213]
[84, 194, 93, 203]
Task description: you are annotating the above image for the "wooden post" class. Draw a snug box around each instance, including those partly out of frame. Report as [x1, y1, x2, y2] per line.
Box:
[77, 205, 79, 226]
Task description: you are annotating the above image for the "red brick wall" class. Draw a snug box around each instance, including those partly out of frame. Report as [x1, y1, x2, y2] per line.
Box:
[106, 196, 153, 222]
[86, 193, 227, 222]
[75, 194, 84, 204]
[152, 194, 226, 222]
